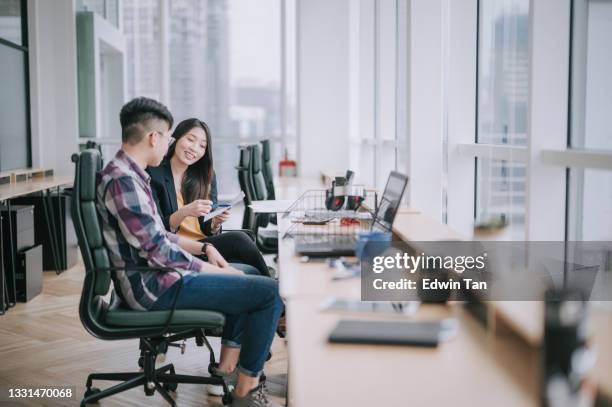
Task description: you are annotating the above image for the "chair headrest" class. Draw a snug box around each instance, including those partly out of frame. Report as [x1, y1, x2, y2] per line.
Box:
[79, 149, 102, 201]
[261, 140, 271, 161]
[251, 144, 262, 172]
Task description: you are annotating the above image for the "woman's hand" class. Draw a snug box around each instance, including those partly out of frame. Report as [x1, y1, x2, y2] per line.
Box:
[181, 199, 212, 218]
[211, 209, 231, 230]
[205, 244, 229, 268]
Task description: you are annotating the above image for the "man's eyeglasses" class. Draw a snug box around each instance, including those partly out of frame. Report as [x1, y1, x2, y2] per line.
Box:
[153, 131, 175, 146]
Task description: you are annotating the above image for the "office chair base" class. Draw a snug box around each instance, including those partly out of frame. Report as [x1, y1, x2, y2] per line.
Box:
[82, 355, 231, 406]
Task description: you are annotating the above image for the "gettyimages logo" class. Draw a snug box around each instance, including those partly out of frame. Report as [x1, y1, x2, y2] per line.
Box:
[371, 252, 488, 274]
[361, 241, 611, 301]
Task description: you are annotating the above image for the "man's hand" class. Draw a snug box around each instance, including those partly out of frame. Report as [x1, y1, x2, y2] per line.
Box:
[200, 264, 244, 275]
[205, 244, 229, 268]
[181, 199, 212, 218]
[222, 266, 245, 275]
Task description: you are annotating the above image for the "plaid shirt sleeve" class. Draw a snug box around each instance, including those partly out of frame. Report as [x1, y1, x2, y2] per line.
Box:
[104, 176, 205, 273]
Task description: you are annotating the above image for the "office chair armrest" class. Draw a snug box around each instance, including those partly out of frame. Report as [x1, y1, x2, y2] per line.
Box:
[93, 266, 184, 336]
[221, 228, 256, 241]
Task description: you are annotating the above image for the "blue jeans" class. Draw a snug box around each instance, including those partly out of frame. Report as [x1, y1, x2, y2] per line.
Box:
[152, 270, 283, 377]
[229, 262, 260, 276]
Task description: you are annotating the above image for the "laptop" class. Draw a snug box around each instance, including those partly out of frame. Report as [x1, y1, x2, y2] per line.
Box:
[294, 171, 409, 257]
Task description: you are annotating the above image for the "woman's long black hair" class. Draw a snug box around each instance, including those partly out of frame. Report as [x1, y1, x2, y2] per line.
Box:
[167, 118, 214, 203]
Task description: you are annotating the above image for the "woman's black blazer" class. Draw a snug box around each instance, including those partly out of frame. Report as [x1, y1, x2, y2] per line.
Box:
[147, 157, 218, 235]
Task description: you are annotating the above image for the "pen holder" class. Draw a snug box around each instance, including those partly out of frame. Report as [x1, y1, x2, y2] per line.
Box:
[355, 231, 391, 263]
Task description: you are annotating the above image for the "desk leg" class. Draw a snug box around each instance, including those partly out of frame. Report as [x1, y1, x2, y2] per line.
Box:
[5, 200, 17, 307]
[285, 351, 290, 407]
[56, 185, 65, 274]
[41, 190, 61, 273]
[0, 211, 6, 315]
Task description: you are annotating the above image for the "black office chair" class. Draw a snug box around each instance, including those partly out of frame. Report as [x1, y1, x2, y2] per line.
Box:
[71, 150, 230, 406]
[260, 140, 277, 226]
[260, 140, 275, 200]
[237, 146, 255, 231]
[243, 145, 278, 253]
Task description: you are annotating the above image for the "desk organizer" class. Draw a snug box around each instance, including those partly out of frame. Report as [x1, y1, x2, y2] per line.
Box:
[282, 189, 376, 239]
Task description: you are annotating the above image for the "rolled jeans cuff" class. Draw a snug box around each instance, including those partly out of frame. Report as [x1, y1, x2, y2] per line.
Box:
[237, 365, 261, 378]
[221, 339, 241, 348]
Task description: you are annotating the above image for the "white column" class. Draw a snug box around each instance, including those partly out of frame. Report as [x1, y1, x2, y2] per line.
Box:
[446, 0, 477, 237]
[28, 0, 79, 176]
[406, 0, 444, 220]
[296, 0, 351, 177]
[525, 0, 571, 241]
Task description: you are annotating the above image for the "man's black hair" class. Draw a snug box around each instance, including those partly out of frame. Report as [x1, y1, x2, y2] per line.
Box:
[119, 97, 174, 143]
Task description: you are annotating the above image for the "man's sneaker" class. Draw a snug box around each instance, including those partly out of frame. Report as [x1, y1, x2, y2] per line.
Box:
[207, 366, 238, 396]
[229, 383, 280, 407]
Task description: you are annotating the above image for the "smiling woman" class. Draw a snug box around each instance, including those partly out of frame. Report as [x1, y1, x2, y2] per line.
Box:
[168, 118, 215, 206]
[146, 118, 271, 277]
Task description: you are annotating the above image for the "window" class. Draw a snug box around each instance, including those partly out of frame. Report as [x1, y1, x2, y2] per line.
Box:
[476, 0, 529, 146]
[77, 0, 120, 28]
[570, 0, 612, 152]
[122, 0, 161, 101]
[475, 159, 526, 240]
[0, 0, 30, 171]
[122, 0, 295, 195]
[567, 0, 612, 242]
[348, 0, 402, 191]
[474, 0, 529, 239]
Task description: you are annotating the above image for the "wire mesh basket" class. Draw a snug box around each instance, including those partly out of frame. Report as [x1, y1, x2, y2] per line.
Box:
[282, 188, 377, 239]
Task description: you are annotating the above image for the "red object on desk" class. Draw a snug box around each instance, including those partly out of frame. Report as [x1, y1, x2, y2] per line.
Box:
[279, 149, 297, 177]
[340, 217, 360, 226]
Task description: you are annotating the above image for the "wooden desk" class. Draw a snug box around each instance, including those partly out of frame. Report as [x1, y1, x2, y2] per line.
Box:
[277, 215, 362, 300]
[286, 299, 538, 407]
[275, 174, 611, 406]
[0, 175, 73, 315]
[392, 211, 464, 242]
[0, 175, 73, 201]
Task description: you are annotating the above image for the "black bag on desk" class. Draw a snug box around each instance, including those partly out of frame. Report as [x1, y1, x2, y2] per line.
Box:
[12, 189, 78, 271]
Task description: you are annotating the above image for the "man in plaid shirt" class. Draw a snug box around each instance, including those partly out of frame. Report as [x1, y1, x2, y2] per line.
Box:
[96, 97, 282, 406]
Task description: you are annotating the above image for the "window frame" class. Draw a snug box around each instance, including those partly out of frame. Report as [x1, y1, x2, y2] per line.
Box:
[0, 0, 32, 171]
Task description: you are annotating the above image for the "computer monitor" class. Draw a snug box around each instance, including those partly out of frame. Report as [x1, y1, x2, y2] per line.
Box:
[372, 171, 409, 232]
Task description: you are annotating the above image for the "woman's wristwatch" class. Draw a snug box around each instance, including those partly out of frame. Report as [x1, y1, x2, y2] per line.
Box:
[200, 242, 212, 256]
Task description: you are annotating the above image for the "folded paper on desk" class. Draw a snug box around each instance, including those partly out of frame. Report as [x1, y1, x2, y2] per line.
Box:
[202, 192, 244, 222]
[328, 319, 458, 347]
[249, 199, 295, 213]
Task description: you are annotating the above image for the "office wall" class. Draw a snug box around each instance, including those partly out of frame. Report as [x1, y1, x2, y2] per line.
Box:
[28, 0, 79, 176]
[296, 0, 351, 177]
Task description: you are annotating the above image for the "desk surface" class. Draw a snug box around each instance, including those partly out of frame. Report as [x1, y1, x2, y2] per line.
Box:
[286, 299, 538, 407]
[275, 174, 611, 406]
[0, 176, 73, 201]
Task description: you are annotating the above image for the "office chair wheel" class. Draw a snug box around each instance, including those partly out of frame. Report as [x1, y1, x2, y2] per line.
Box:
[163, 382, 178, 392]
[84, 387, 101, 398]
